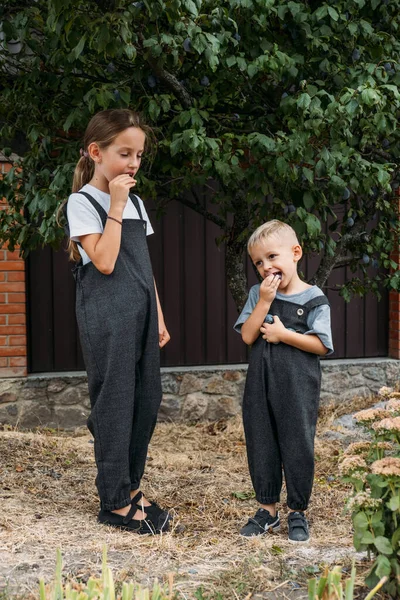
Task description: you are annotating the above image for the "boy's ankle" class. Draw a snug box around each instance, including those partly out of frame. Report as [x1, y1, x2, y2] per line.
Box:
[260, 503, 277, 517]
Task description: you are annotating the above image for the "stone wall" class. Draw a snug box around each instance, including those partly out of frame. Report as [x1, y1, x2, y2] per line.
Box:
[0, 358, 399, 429]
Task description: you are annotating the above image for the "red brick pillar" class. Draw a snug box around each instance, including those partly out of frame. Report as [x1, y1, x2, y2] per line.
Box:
[389, 191, 400, 359]
[0, 156, 27, 376]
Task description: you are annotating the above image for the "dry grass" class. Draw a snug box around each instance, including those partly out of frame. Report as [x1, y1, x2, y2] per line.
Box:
[0, 401, 384, 599]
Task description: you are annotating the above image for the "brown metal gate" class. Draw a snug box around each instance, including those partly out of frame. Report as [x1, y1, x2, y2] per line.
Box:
[27, 199, 388, 373]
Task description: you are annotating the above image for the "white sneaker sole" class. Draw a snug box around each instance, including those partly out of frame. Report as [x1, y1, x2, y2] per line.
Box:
[288, 536, 310, 544]
[240, 523, 281, 537]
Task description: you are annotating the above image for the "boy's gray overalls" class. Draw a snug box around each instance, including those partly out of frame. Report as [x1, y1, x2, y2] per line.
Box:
[243, 294, 329, 511]
[72, 192, 162, 511]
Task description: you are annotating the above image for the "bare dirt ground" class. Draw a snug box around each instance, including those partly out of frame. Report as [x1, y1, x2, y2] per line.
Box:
[0, 397, 384, 599]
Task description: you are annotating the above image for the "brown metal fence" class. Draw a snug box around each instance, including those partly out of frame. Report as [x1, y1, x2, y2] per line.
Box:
[27, 199, 388, 372]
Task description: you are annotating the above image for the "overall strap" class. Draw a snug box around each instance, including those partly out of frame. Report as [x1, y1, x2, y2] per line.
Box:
[78, 191, 108, 227]
[129, 193, 144, 220]
[303, 294, 330, 311]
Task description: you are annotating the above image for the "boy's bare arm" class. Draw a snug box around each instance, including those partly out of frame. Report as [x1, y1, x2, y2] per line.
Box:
[241, 275, 281, 345]
[281, 329, 327, 355]
[261, 315, 328, 356]
[241, 299, 272, 345]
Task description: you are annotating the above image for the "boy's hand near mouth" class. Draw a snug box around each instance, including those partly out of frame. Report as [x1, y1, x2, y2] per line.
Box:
[259, 273, 281, 304]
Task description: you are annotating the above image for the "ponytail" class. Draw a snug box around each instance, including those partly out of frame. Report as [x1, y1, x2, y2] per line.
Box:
[72, 155, 95, 193]
[57, 155, 95, 262]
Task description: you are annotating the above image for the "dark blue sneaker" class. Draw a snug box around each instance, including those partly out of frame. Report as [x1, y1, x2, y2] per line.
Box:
[240, 508, 280, 537]
[288, 511, 309, 543]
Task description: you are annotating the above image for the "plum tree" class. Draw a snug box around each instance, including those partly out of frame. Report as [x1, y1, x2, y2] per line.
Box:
[1, 0, 400, 309]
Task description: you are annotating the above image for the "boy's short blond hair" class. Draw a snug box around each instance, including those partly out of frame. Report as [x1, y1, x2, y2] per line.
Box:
[247, 220, 299, 253]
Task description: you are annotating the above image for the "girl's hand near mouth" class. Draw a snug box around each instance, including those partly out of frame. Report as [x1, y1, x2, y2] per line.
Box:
[109, 174, 137, 210]
[127, 172, 137, 186]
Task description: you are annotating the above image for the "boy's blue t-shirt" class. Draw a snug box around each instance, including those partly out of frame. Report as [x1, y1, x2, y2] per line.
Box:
[234, 284, 334, 355]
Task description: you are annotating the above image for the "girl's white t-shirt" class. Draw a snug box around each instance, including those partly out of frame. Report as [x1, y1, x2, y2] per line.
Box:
[67, 184, 154, 265]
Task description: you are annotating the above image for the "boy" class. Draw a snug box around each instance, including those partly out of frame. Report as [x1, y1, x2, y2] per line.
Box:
[234, 220, 333, 542]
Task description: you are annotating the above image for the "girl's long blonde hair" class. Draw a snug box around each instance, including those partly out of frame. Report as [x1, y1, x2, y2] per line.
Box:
[59, 109, 151, 261]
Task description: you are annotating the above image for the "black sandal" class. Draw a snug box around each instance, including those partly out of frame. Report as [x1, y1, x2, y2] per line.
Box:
[131, 491, 171, 532]
[98, 501, 156, 534]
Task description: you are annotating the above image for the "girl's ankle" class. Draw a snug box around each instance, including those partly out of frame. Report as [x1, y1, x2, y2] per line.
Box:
[112, 504, 130, 516]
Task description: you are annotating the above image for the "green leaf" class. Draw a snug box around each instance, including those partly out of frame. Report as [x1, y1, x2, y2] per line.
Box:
[247, 63, 258, 78]
[184, 0, 198, 17]
[377, 170, 390, 186]
[63, 109, 78, 132]
[143, 38, 159, 48]
[297, 93, 311, 110]
[249, 133, 275, 151]
[353, 511, 368, 533]
[215, 160, 232, 183]
[206, 138, 219, 154]
[71, 35, 86, 59]
[302, 167, 313, 183]
[236, 57, 247, 71]
[361, 88, 381, 107]
[231, 490, 256, 500]
[277, 6, 288, 19]
[348, 22, 358, 36]
[381, 84, 400, 99]
[305, 213, 321, 237]
[375, 555, 391, 578]
[327, 6, 339, 21]
[148, 99, 160, 121]
[374, 536, 394, 555]
[392, 528, 400, 550]
[388, 496, 400, 511]
[371, 511, 384, 529]
[308, 579, 317, 598]
[276, 157, 289, 176]
[314, 6, 328, 20]
[178, 112, 191, 127]
[374, 113, 387, 133]
[97, 24, 110, 52]
[303, 192, 314, 210]
[170, 136, 182, 157]
[124, 44, 137, 60]
[360, 531, 375, 544]
[119, 88, 131, 105]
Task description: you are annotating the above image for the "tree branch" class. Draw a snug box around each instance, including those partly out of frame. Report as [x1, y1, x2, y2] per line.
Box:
[364, 146, 392, 161]
[309, 222, 367, 287]
[176, 195, 226, 229]
[332, 255, 353, 268]
[146, 58, 193, 109]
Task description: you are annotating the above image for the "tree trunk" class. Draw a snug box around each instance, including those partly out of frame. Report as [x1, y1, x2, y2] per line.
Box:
[223, 190, 252, 313]
[225, 241, 249, 314]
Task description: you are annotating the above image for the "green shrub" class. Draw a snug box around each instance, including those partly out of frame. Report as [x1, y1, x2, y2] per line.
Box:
[307, 563, 386, 599]
[39, 547, 171, 600]
[340, 391, 400, 597]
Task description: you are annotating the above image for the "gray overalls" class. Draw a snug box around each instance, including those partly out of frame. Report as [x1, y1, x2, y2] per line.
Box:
[242, 295, 329, 511]
[73, 192, 162, 511]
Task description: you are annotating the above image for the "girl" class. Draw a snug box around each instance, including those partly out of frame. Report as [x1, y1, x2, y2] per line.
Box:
[63, 109, 170, 534]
